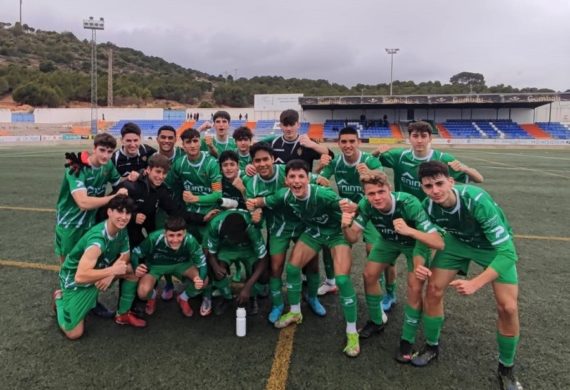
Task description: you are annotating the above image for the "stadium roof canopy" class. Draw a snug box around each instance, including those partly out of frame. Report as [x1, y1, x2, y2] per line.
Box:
[299, 92, 570, 110]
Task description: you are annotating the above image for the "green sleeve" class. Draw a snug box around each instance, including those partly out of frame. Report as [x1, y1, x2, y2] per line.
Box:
[473, 196, 512, 247]
[164, 161, 180, 190]
[264, 188, 288, 209]
[131, 236, 152, 266]
[196, 160, 222, 204]
[244, 176, 255, 198]
[66, 169, 87, 193]
[441, 152, 468, 183]
[321, 187, 341, 212]
[108, 163, 122, 187]
[188, 236, 208, 279]
[205, 218, 220, 254]
[365, 154, 383, 171]
[319, 156, 336, 179]
[379, 148, 400, 168]
[353, 198, 370, 228]
[247, 225, 268, 259]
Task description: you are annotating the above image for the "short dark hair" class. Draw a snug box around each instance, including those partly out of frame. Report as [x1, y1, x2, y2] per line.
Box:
[107, 194, 134, 213]
[418, 161, 450, 180]
[219, 150, 239, 165]
[220, 212, 248, 243]
[408, 121, 432, 135]
[213, 110, 231, 122]
[147, 153, 171, 171]
[157, 125, 176, 137]
[249, 142, 274, 159]
[180, 128, 200, 141]
[338, 127, 359, 139]
[280, 109, 299, 126]
[164, 216, 187, 232]
[285, 159, 309, 175]
[120, 122, 142, 138]
[93, 133, 117, 149]
[233, 126, 253, 141]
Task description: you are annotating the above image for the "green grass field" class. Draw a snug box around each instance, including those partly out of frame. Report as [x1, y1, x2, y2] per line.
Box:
[0, 143, 569, 389]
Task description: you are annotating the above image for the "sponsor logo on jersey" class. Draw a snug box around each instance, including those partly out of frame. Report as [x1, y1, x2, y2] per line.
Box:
[183, 181, 210, 194]
[313, 214, 329, 225]
[400, 172, 421, 189]
[336, 179, 362, 194]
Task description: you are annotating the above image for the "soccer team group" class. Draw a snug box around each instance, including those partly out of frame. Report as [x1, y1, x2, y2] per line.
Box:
[52, 109, 522, 389]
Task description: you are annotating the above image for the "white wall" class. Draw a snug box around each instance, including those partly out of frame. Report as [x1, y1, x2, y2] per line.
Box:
[0, 109, 11, 123]
[33, 108, 164, 123]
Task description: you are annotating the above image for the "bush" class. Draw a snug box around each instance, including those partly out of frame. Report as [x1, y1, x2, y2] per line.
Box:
[13, 83, 63, 107]
[198, 101, 213, 108]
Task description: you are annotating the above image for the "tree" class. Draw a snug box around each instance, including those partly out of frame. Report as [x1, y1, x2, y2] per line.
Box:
[450, 72, 486, 93]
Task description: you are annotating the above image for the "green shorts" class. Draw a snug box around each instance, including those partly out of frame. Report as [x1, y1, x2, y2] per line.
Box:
[58, 285, 99, 331]
[218, 248, 260, 275]
[268, 233, 298, 256]
[368, 237, 431, 272]
[54, 226, 88, 257]
[432, 234, 518, 284]
[148, 262, 193, 280]
[362, 221, 380, 244]
[299, 230, 350, 253]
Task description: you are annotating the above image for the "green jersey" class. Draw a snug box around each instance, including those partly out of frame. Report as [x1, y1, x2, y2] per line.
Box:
[238, 152, 252, 171]
[59, 221, 129, 290]
[265, 184, 343, 237]
[132, 229, 206, 270]
[153, 147, 185, 162]
[55, 162, 121, 229]
[320, 151, 383, 203]
[380, 148, 469, 200]
[166, 152, 222, 215]
[354, 191, 437, 246]
[200, 136, 237, 155]
[244, 164, 314, 238]
[206, 209, 267, 259]
[422, 184, 513, 250]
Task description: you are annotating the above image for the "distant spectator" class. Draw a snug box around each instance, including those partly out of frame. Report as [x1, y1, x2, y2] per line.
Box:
[382, 115, 389, 127]
[239, 114, 243, 120]
[245, 113, 248, 121]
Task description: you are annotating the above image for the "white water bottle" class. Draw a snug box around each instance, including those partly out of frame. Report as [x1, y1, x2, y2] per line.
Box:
[236, 307, 247, 337]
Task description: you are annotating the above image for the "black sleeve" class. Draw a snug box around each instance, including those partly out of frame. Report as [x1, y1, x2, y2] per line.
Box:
[157, 187, 182, 216]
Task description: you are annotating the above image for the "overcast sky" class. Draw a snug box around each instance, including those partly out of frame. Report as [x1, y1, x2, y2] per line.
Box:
[2, 0, 569, 91]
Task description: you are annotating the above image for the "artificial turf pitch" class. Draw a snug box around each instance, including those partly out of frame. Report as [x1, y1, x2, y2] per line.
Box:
[0, 143, 569, 389]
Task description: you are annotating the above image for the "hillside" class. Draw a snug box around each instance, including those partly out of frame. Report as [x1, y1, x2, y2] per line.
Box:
[0, 22, 559, 109]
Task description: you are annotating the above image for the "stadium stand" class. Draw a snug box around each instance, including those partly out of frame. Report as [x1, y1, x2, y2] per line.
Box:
[108, 120, 185, 136]
[536, 122, 569, 139]
[11, 113, 34, 123]
[441, 119, 532, 139]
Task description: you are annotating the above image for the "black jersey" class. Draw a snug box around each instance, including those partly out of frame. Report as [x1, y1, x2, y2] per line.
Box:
[111, 144, 157, 176]
[265, 135, 333, 169]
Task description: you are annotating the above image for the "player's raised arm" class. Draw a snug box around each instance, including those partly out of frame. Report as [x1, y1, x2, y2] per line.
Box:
[75, 246, 127, 284]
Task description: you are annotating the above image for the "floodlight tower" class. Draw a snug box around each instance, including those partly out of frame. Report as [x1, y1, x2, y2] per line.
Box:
[83, 17, 104, 135]
[385, 48, 399, 96]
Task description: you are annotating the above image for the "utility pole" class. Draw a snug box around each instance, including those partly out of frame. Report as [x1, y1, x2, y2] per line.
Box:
[19, 0, 22, 25]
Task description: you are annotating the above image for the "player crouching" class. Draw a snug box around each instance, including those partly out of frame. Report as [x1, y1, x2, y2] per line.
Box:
[53, 195, 145, 340]
[132, 216, 208, 318]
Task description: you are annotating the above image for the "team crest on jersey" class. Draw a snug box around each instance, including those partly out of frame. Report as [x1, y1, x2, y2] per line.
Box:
[142, 156, 147, 162]
[297, 147, 303, 156]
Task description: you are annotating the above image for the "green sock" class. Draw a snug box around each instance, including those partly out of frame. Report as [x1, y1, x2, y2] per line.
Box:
[214, 277, 232, 299]
[269, 277, 283, 307]
[306, 272, 320, 299]
[386, 281, 396, 295]
[401, 305, 422, 343]
[55, 296, 66, 329]
[336, 274, 357, 323]
[497, 333, 519, 367]
[117, 280, 137, 315]
[365, 294, 383, 325]
[423, 314, 444, 346]
[286, 263, 302, 306]
[322, 249, 335, 280]
[184, 280, 202, 298]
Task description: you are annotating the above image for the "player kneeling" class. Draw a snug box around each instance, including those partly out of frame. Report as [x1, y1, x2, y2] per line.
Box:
[53, 195, 145, 340]
[132, 216, 208, 318]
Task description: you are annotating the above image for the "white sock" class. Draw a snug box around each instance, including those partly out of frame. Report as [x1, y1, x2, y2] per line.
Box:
[290, 304, 301, 313]
[150, 289, 157, 299]
[179, 291, 189, 301]
[346, 322, 357, 333]
[326, 278, 336, 285]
